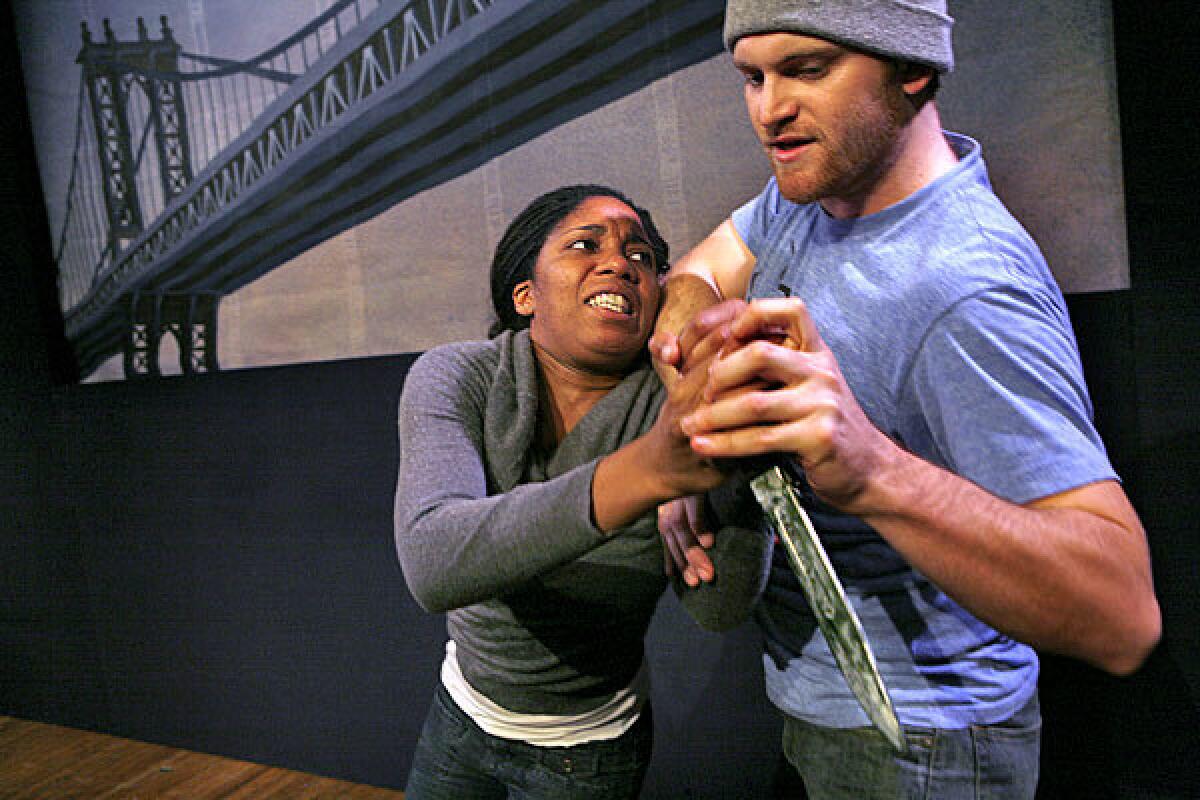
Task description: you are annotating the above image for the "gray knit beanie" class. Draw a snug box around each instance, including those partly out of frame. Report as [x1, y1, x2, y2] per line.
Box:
[724, 0, 955, 73]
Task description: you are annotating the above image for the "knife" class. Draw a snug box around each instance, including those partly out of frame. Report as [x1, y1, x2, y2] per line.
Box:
[749, 464, 907, 754]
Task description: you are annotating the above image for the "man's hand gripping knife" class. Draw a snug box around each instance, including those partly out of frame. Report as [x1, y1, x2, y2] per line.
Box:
[658, 295, 909, 752]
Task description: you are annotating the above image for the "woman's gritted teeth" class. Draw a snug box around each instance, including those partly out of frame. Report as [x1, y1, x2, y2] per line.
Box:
[585, 291, 634, 315]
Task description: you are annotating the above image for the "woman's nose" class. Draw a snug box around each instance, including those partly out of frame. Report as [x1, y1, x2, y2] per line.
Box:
[597, 254, 638, 282]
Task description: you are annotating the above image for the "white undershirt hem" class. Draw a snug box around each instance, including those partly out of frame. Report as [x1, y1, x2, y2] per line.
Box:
[440, 640, 648, 747]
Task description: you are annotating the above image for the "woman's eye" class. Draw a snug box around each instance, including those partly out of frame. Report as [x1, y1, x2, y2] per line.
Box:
[569, 239, 598, 252]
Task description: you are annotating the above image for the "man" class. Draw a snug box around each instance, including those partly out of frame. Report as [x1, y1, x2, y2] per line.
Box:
[653, 1, 1161, 796]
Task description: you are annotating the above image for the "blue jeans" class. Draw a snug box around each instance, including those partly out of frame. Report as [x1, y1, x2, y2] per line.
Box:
[780, 694, 1041, 799]
[404, 683, 653, 799]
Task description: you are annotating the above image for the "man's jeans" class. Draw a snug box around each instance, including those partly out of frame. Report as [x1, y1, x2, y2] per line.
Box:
[404, 683, 653, 800]
[781, 693, 1041, 799]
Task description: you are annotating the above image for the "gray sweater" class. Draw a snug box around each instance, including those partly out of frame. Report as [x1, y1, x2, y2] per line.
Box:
[394, 330, 771, 714]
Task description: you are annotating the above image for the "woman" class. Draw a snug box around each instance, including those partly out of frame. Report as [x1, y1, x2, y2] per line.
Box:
[395, 185, 770, 799]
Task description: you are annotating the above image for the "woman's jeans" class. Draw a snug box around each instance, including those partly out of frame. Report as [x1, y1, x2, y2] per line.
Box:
[404, 683, 653, 800]
[781, 693, 1041, 799]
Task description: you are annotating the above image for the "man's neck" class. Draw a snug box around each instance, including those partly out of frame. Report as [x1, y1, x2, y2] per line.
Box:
[820, 102, 959, 220]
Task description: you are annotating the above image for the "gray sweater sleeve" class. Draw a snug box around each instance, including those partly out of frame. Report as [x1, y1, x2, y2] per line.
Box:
[394, 345, 607, 613]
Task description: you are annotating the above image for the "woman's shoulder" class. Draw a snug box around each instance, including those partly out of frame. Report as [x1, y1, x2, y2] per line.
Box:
[402, 336, 506, 408]
[412, 336, 507, 379]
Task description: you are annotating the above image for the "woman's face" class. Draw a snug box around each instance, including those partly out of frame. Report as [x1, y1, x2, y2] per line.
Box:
[513, 195, 663, 376]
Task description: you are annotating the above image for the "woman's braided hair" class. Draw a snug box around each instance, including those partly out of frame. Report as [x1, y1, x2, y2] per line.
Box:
[489, 185, 669, 336]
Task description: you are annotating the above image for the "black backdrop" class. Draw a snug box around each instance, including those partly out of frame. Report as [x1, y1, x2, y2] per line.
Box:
[3, 1, 1198, 797]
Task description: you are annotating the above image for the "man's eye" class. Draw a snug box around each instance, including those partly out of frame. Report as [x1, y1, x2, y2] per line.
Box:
[742, 72, 763, 88]
[785, 63, 826, 79]
[569, 239, 598, 252]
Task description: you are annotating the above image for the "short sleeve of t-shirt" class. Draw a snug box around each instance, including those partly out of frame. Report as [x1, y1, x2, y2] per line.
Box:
[902, 286, 1117, 504]
[731, 178, 781, 258]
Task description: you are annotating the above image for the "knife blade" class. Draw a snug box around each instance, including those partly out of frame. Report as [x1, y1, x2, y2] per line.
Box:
[750, 465, 907, 754]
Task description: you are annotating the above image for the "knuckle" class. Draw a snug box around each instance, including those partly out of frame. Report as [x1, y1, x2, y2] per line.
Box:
[748, 391, 772, 415]
[811, 413, 838, 446]
[758, 424, 789, 452]
[749, 339, 774, 358]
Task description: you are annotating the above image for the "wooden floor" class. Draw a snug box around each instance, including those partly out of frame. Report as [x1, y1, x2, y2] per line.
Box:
[0, 716, 405, 799]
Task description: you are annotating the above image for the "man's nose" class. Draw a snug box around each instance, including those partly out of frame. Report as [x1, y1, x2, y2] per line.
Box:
[757, 77, 797, 128]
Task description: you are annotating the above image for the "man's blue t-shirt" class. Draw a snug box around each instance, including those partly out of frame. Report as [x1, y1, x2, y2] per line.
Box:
[733, 133, 1117, 729]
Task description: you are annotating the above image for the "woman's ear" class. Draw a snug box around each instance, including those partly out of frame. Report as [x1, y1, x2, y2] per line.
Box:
[512, 280, 535, 317]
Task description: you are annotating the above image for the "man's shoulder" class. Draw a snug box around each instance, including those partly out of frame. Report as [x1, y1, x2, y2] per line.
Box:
[927, 183, 1051, 296]
[928, 136, 1034, 244]
[902, 143, 1049, 291]
[852, 186, 1055, 342]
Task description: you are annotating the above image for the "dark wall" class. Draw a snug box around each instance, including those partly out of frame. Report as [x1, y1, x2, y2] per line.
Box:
[0, 2, 437, 785]
[2, 3, 1197, 800]
[1032, 5, 1200, 799]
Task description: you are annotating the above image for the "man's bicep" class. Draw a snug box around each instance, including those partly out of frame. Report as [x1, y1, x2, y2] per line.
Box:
[656, 219, 756, 340]
[673, 218, 755, 300]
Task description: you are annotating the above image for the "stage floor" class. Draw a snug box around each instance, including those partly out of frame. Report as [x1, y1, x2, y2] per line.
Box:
[0, 715, 405, 798]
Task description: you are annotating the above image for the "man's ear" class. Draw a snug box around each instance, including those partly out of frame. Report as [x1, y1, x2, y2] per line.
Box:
[899, 62, 934, 96]
[512, 280, 535, 317]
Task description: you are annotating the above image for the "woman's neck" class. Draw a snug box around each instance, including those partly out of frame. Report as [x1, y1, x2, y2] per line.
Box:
[531, 341, 624, 448]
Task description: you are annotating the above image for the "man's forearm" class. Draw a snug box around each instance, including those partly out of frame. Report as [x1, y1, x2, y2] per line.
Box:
[858, 447, 1161, 675]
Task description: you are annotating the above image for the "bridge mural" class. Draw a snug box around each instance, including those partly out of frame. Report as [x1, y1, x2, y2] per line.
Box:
[14, 0, 741, 380]
[14, 1, 1130, 382]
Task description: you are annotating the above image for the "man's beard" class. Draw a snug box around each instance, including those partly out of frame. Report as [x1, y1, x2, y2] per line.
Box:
[773, 79, 911, 207]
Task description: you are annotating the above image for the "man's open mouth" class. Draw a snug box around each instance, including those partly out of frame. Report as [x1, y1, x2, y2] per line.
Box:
[770, 135, 814, 151]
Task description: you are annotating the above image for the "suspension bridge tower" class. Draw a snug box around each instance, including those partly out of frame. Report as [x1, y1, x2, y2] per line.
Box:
[77, 16, 217, 377]
[77, 15, 194, 253]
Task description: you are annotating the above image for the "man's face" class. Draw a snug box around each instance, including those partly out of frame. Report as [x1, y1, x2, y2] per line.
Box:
[733, 32, 913, 214]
